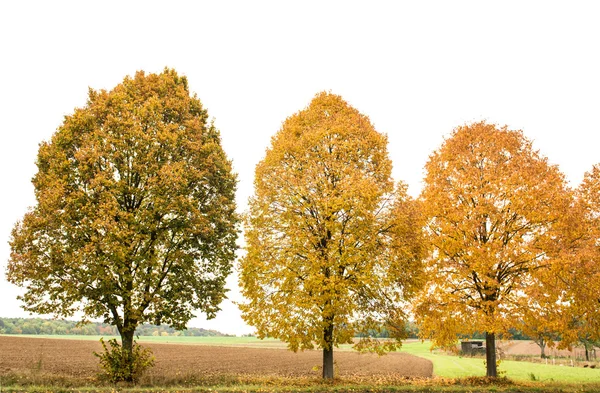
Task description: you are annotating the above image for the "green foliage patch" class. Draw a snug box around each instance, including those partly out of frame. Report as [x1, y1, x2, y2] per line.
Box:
[94, 338, 155, 383]
[0, 317, 231, 337]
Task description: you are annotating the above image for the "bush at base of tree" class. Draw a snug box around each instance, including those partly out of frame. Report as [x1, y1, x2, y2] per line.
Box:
[94, 338, 155, 383]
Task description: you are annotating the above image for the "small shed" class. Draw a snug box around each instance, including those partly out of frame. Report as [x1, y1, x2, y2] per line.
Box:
[461, 340, 485, 355]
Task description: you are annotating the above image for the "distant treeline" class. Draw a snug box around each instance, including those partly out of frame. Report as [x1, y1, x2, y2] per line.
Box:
[0, 317, 231, 337]
[356, 321, 420, 339]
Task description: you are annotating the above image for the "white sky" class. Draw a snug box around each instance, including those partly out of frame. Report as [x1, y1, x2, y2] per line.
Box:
[1, 1, 599, 336]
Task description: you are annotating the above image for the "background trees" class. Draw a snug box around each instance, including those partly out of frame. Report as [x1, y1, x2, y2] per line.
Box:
[239, 92, 425, 379]
[416, 122, 570, 377]
[517, 300, 561, 358]
[0, 317, 231, 337]
[7, 69, 238, 379]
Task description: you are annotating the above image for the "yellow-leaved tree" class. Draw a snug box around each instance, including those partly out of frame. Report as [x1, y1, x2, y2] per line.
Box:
[568, 165, 600, 343]
[7, 69, 238, 382]
[416, 121, 570, 377]
[517, 293, 561, 359]
[239, 92, 425, 379]
[543, 164, 600, 355]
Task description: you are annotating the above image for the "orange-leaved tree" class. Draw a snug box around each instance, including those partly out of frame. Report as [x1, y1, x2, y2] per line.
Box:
[517, 293, 562, 358]
[7, 69, 238, 381]
[239, 92, 425, 379]
[543, 164, 600, 351]
[416, 121, 570, 377]
[567, 165, 600, 342]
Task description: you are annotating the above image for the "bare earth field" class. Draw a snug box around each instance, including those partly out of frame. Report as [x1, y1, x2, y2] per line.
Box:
[0, 336, 433, 380]
[499, 340, 591, 359]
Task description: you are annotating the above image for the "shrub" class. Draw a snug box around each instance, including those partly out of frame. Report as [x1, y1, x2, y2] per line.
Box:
[528, 372, 539, 381]
[94, 338, 154, 383]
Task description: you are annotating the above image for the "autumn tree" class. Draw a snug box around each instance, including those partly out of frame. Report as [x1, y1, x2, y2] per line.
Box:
[7, 69, 238, 379]
[416, 121, 569, 377]
[544, 164, 600, 352]
[566, 165, 600, 343]
[518, 298, 561, 358]
[239, 92, 425, 379]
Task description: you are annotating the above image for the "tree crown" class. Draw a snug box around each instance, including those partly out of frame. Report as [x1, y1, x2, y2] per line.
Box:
[240, 92, 425, 354]
[8, 68, 238, 334]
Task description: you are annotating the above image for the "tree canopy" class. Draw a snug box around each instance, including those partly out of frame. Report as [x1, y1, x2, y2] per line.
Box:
[541, 164, 600, 349]
[415, 121, 570, 377]
[239, 92, 425, 379]
[567, 164, 600, 340]
[7, 69, 238, 370]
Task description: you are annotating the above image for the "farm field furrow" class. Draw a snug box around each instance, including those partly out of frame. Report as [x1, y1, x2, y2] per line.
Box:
[0, 335, 432, 380]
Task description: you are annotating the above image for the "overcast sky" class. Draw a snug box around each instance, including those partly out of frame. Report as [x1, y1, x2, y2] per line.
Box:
[1, 1, 599, 336]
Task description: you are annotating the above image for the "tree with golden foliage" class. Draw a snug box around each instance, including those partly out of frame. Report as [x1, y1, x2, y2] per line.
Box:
[543, 164, 600, 351]
[7, 69, 238, 380]
[569, 165, 600, 341]
[517, 296, 561, 358]
[239, 92, 425, 379]
[416, 121, 570, 377]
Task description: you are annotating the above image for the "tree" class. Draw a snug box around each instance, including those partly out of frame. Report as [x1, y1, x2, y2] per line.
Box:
[518, 300, 560, 358]
[416, 121, 569, 377]
[544, 164, 600, 350]
[239, 92, 425, 379]
[568, 165, 600, 342]
[7, 69, 238, 379]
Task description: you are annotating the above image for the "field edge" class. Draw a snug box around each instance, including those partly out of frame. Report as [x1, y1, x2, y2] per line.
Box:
[2, 379, 600, 393]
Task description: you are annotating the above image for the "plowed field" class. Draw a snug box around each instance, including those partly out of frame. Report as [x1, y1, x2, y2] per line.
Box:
[499, 340, 590, 358]
[0, 336, 433, 380]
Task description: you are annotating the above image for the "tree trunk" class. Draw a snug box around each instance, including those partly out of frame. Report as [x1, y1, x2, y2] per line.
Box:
[323, 345, 334, 379]
[485, 332, 497, 378]
[120, 324, 136, 382]
[538, 337, 546, 358]
[322, 321, 334, 379]
[121, 328, 135, 357]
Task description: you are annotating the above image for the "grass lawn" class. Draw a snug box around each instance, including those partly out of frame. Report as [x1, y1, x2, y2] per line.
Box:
[399, 340, 600, 383]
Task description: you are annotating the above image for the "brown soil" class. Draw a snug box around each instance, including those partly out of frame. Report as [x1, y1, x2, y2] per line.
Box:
[0, 336, 433, 380]
[498, 340, 592, 358]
